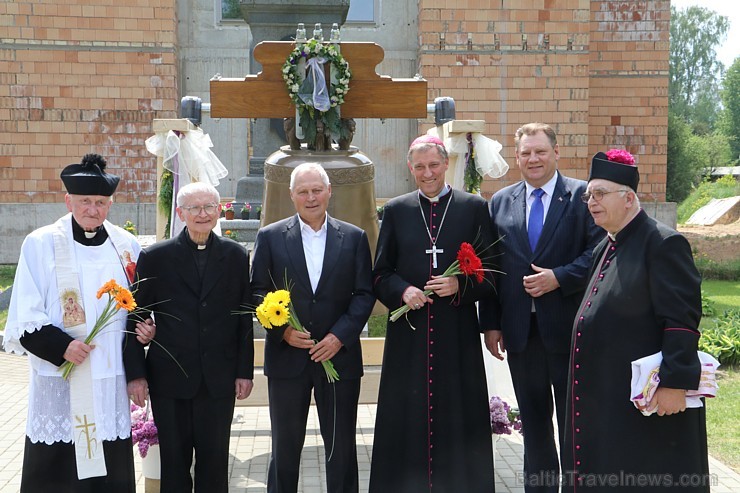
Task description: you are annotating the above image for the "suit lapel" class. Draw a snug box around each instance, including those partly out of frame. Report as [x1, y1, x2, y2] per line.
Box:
[174, 230, 202, 297]
[283, 215, 312, 292]
[200, 235, 227, 300]
[315, 216, 343, 294]
[535, 174, 570, 255]
[509, 182, 531, 252]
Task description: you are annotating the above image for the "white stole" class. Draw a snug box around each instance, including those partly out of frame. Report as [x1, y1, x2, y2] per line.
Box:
[52, 214, 137, 479]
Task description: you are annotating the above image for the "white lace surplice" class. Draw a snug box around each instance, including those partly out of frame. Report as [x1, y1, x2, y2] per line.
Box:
[4, 224, 137, 444]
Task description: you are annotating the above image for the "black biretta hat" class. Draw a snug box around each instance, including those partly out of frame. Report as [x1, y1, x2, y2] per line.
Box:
[588, 150, 639, 191]
[60, 154, 120, 196]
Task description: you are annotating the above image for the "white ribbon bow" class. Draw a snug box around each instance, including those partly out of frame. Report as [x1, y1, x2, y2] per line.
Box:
[299, 57, 331, 112]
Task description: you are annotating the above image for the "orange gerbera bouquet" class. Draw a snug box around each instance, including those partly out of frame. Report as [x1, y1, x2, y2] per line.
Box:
[60, 279, 140, 379]
[389, 241, 490, 324]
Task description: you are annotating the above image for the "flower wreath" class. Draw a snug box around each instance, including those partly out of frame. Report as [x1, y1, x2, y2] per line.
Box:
[282, 38, 352, 145]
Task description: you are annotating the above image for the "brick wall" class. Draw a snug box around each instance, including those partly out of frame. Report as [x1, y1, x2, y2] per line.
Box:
[0, 0, 179, 204]
[418, 0, 670, 200]
[0, 0, 670, 205]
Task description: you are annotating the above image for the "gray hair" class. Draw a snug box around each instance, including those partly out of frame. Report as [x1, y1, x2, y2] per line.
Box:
[176, 182, 220, 206]
[407, 142, 448, 163]
[515, 123, 558, 150]
[289, 163, 330, 190]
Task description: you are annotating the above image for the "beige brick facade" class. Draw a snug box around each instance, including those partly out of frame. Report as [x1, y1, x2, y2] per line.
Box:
[0, 0, 178, 204]
[1, 0, 669, 205]
[418, 0, 670, 200]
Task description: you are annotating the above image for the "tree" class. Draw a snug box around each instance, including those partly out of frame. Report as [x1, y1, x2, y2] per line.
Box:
[720, 57, 740, 162]
[667, 111, 700, 203]
[669, 6, 729, 130]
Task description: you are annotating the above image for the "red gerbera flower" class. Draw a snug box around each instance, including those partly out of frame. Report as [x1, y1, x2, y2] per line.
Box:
[457, 242, 484, 283]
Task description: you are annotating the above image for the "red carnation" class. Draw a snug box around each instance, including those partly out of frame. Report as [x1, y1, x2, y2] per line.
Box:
[605, 149, 635, 165]
[457, 242, 484, 283]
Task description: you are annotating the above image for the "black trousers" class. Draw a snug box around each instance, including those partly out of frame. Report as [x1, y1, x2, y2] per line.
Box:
[507, 314, 570, 493]
[21, 436, 135, 493]
[267, 362, 361, 493]
[151, 382, 236, 493]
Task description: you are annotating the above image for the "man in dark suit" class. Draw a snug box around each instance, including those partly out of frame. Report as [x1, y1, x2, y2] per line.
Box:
[482, 123, 601, 492]
[251, 162, 375, 493]
[123, 182, 254, 493]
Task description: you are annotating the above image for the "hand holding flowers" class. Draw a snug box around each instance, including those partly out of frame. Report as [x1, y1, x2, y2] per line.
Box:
[60, 279, 139, 379]
[60, 278, 183, 380]
[390, 242, 488, 324]
[248, 287, 340, 383]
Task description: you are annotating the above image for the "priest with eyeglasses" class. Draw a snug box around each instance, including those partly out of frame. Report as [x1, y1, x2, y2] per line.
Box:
[123, 181, 254, 493]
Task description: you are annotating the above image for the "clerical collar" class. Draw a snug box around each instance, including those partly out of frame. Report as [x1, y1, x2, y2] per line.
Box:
[419, 184, 451, 203]
[71, 217, 108, 246]
[184, 229, 213, 251]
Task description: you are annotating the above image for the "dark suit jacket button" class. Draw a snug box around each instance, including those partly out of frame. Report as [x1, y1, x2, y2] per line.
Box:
[202, 326, 207, 332]
[309, 322, 314, 327]
[201, 302, 207, 307]
[312, 299, 316, 304]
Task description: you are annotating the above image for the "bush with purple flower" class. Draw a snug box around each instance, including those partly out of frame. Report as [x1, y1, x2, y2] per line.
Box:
[489, 395, 523, 435]
[131, 403, 159, 458]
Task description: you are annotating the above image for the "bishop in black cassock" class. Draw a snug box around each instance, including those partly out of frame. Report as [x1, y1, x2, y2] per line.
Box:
[369, 136, 496, 492]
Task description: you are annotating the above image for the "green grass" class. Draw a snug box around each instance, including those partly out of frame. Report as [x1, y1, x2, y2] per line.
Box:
[700, 280, 740, 330]
[706, 369, 740, 471]
[368, 314, 387, 337]
[701, 280, 740, 313]
[700, 280, 740, 471]
[0, 265, 16, 289]
[695, 257, 740, 281]
[677, 175, 740, 224]
[0, 265, 16, 329]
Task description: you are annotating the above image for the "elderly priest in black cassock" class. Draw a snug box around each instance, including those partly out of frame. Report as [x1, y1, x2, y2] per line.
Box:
[564, 149, 711, 492]
[369, 135, 497, 492]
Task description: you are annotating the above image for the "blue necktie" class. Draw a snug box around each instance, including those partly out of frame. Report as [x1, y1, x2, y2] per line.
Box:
[528, 188, 545, 251]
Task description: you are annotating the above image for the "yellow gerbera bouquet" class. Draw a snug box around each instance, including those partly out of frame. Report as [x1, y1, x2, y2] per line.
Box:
[254, 288, 339, 383]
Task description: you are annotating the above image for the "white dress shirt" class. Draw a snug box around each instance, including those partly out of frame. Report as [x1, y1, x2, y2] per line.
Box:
[525, 171, 559, 230]
[298, 213, 328, 293]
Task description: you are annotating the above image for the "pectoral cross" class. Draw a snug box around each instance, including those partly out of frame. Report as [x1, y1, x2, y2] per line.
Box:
[425, 244, 444, 269]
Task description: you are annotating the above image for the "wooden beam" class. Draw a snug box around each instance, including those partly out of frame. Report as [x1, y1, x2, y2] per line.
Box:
[210, 41, 428, 119]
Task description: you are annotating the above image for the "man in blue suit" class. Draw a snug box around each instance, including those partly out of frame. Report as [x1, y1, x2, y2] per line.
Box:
[482, 123, 601, 492]
[251, 162, 375, 493]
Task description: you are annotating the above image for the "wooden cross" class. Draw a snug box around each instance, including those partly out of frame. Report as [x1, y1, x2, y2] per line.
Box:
[426, 244, 444, 269]
[210, 41, 427, 119]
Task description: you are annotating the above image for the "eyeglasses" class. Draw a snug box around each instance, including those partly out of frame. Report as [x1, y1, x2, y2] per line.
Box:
[181, 203, 218, 216]
[580, 189, 628, 203]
